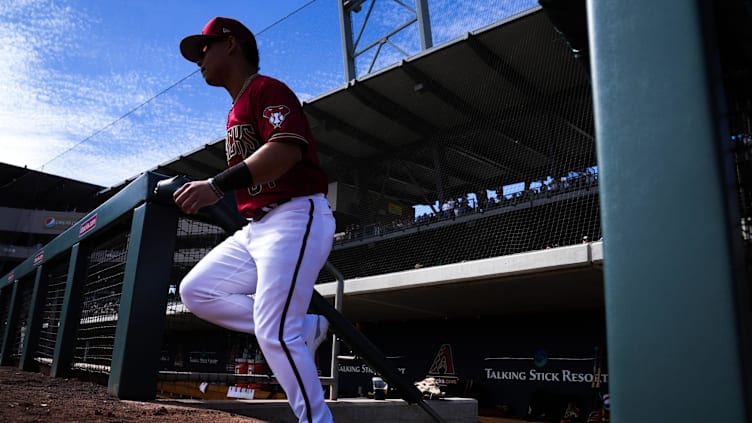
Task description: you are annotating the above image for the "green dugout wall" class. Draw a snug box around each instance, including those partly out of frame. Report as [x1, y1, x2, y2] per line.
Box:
[588, 0, 751, 422]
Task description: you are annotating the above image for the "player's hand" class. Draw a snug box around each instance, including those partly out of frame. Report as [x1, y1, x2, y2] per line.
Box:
[173, 180, 221, 214]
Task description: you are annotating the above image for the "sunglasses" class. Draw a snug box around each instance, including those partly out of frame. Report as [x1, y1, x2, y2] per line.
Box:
[199, 37, 227, 59]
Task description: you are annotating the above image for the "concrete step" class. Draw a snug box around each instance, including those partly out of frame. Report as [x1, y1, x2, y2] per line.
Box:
[160, 397, 478, 423]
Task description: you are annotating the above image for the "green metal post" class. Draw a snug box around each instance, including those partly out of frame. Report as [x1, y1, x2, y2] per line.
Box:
[20, 267, 48, 370]
[108, 202, 179, 400]
[51, 243, 89, 377]
[588, 1, 748, 422]
[0, 281, 20, 365]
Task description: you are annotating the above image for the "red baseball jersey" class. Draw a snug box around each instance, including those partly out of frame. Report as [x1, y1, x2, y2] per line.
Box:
[225, 74, 328, 219]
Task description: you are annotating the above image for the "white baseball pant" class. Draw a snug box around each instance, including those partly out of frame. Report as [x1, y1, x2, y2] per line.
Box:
[180, 193, 335, 423]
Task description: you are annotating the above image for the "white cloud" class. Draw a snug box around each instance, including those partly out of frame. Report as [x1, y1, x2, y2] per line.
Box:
[0, 1, 84, 167]
[429, 0, 538, 44]
[0, 0, 227, 186]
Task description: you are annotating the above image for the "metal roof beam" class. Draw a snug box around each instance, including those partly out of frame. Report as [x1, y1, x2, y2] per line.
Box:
[401, 61, 551, 163]
[303, 103, 391, 154]
[441, 122, 550, 167]
[348, 81, 438, 136]
[396, 155, 478, 190]
[447, 145, 524, 179]
[467, 33, 595, 147]
[467, 34, 541, 98]
[401, 61, 479, 116]
[395, 161, 440, 210]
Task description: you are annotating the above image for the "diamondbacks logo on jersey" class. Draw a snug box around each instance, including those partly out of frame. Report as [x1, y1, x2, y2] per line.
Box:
[262, 105, 290, 128]
[226, 124, 259, 161]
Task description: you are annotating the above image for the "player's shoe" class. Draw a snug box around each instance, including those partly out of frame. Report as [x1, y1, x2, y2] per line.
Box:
[304, 314, 329, 361]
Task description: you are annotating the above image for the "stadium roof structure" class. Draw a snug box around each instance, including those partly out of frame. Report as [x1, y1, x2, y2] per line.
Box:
[112, 8, 596, 207]
[117, 0, 752, 205]
[0, 162, 105, 212]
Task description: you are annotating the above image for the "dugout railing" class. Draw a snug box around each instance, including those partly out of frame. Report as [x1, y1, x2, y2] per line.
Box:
[0, 172, 346, 401]
[0, 171, 448, 421]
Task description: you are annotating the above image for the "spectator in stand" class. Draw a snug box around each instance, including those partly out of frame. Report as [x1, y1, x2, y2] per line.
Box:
[513, 191, 522, 205]
[550, 178, 560, 193]
[476, 189, 488, 212]
[588, 168, 599, 187]
[562, 175, 571, 191]
[430, 211, 439, 223]
[441, 199, 452, 219]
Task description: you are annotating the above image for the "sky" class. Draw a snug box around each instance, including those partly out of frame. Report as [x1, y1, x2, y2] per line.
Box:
[0, 0, 537, 188]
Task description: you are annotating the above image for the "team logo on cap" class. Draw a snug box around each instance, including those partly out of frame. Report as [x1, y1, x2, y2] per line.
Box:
[263, 105, 290, 128]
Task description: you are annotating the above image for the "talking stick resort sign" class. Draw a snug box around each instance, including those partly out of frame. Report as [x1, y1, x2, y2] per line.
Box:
[484, 349, 608, 386]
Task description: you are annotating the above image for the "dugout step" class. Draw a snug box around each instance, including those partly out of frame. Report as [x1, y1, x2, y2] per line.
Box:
[158, 397, 477, 423]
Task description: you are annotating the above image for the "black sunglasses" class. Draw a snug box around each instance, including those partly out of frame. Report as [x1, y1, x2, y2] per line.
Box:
[200, 37, 228, 59]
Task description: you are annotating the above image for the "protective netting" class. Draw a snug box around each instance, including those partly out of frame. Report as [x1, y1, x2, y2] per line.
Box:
[323, 194, 598, 281]
[727, 71, 752, 293]
[36, 256, 70, 362]
[9, 274, 34, 362]
[162, 218, 258, 369]
[319, 12, 597, 283]
[72, 226, 130, 373]
[174, 219, 225, 282]
[728, 83, 752, 239]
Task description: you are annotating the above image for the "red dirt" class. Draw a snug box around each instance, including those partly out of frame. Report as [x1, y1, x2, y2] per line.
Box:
[0, 366, 269, 423]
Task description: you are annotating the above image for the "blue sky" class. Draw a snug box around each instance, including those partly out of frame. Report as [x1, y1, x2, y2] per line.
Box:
[0, 0, 537, 187]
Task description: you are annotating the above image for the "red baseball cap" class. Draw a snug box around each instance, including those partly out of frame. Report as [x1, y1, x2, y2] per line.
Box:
[180, 17, 256, 63]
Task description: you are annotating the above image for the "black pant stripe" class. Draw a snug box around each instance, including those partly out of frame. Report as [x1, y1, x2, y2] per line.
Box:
[278, 198, 316, 423]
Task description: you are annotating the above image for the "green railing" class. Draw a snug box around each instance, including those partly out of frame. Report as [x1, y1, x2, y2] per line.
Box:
[0, 171, 444, 422]
[1, 172, 179, 398]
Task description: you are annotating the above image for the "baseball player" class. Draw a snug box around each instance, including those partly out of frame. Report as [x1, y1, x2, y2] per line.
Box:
[175, 17, 335, 423]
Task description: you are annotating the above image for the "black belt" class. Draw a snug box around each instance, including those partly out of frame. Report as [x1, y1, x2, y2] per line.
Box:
[249, 198, 291, 221]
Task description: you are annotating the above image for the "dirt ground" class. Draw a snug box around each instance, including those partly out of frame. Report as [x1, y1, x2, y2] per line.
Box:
[0, 366, 269, 423]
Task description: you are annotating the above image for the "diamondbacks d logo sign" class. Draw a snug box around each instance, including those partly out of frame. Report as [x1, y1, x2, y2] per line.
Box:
[428, 344, 455, 375]
[427, 344, 459, 386]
